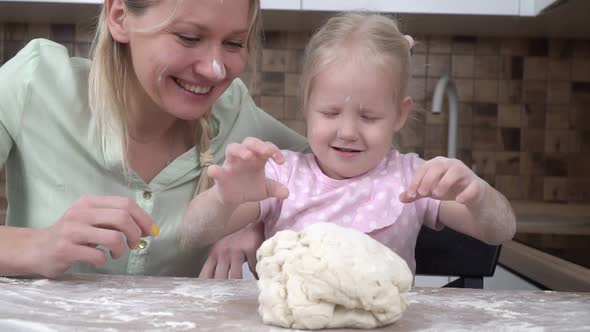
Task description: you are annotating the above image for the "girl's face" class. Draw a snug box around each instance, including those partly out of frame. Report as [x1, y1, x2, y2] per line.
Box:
[306, 58, 412, 180]
[120, 0, 250, 120]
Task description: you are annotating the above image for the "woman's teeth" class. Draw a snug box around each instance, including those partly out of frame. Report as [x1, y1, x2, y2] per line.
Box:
[175, 78, 212, 94]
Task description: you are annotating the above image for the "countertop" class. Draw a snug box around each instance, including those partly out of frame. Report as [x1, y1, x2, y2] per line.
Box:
[0, 273, 589, 331]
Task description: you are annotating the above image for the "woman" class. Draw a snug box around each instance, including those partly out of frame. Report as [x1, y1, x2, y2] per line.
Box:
[0, 0, 306, 278]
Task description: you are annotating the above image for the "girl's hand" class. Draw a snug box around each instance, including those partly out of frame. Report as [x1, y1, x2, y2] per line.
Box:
[400, 157, 486, 206]
[30, 196, 156, 278]
[207, 137, 288, 206]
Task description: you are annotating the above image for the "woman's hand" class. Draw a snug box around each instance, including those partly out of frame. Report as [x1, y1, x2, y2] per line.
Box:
[400, 157, 486, 207]
[207, 137, 288, 206]
[199, 222, 265, 279]
[29, 196, 156, 278]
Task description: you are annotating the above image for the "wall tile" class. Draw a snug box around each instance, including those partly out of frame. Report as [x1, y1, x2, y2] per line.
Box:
[472, 128, 497, 150]
[573, 40, 590, 58]
[545, 105, 571, 129]
[501, 38, 528, 56]
[74, 42, 92, 59]
[451, 55, 474, 78]
[452, 36, 476, 54]
[498, 104, 521, 128]
[476, 37, 501, 55]
[262, 49, 287, 72]
[458, 102, 473, 125]
[454, 79, 474, 102]
[547, 81, 571, 104]
[4, 23, 27, 41]
[397, 122, 425, 149]
[412, 54, 427, 77]
[260, 72, 284, 95]
[412, 36, 428, 54]
[474, 79, 498, 103]
[495, 175, 524, 199]
[524, 57, 548, 80]
[472, 103, 498, 127]
[544, 154, 568, 176]
[543, 177, 568, 202]
[285, 49, 304, 73]
[522, 80, 547, 103]
[569, 130, 590, 153]
[496, 151, 520, 175]
[521, 128, 545, 152]
[429, 36, 452, 54]
[260, 96, 284, 119]
[2, 40, 25, 63]
[472, 151, 496, 175]
[424, 125, 447, 148]
[498, 80, 522, 104]
[572, 60, 590, 82]
[520, 152, 545, 175]
[457, 125, 472, 149]
[28, 24, 50, 40]
[549, 39, 573, 59]
[545, 130, 569, 153]
[499, 128, 521, 151]
[529, 38, 549, 57]
[568, 155, 590, 178]
[283, 96, 302, 120]
[285, 31, 309, 49]
[408, 77, 426, 102]
[475, 55, 500, 79]
[50, 24, 75, 42]
[262, 31, 287, 49]
[284, 73, 299, 97]
[75, 22, 96, 43]
[426, 54, 451, 77]
[567, 179, 590, 202]
[548, 59, 571, 81]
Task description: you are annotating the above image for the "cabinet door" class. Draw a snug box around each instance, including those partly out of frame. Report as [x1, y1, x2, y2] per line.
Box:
[261, 0, 300, 10]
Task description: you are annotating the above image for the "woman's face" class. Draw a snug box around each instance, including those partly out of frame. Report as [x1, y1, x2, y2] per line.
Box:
[123, 0, 251, 120]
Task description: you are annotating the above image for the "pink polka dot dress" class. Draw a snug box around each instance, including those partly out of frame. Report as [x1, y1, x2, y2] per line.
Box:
[258, 149, 442, 274]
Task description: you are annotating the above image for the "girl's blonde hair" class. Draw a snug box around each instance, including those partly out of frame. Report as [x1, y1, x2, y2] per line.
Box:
[88, 0, 261, 195]
[300, 12, 413, 112]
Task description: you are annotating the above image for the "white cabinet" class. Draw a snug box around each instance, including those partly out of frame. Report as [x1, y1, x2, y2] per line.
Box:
[300, 0, 561, 16]
[261, 0, 300, 11]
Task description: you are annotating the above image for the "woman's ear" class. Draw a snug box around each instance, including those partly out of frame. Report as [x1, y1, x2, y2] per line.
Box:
[106, 0, 129, 43]
[393, 96, 413, 132]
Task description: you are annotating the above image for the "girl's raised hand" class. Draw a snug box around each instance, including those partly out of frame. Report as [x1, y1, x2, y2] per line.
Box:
[400, 157, 486, 206]
[207, 137, 288, 206]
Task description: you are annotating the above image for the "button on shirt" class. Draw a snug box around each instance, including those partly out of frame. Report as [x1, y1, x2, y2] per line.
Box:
[0, 39, 307, 276]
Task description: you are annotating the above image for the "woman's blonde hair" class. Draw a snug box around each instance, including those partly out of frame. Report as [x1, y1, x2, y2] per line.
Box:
[88, 0, 261, 195]
[300, 12, 413, 113]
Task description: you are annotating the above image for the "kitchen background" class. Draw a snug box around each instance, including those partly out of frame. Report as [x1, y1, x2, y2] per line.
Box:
[0, 0, 588, 290]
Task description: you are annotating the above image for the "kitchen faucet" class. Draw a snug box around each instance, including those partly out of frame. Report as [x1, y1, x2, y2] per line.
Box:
[431, 75, 459, 159]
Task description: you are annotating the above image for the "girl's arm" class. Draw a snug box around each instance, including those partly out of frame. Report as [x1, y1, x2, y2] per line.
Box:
[401, 157, 516, 245]
[181, 137, 287, 249]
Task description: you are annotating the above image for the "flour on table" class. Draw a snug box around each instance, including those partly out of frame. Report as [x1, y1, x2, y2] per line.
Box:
[256, 222, 413, 330]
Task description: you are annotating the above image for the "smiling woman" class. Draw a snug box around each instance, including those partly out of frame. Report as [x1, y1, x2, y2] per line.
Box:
[0, 0, 307, 278]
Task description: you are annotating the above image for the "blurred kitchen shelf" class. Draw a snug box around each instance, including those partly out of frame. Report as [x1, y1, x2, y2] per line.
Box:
[1, 0, 589, 38]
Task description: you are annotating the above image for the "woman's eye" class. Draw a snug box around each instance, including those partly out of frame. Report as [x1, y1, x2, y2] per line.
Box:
[176, 33, 200, 44]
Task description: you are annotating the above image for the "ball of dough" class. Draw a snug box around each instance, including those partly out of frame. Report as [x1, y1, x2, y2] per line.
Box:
[256, 222, 413, 330]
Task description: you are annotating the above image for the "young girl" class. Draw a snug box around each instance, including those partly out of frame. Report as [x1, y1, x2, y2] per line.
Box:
[188, 12, 516, 275]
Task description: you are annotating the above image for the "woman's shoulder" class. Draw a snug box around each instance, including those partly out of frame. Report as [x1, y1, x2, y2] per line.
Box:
[0, 38, 90, 86]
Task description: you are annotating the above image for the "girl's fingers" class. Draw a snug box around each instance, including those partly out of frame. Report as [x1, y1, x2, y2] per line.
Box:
[214, 256, 231, 279]
[456, 180, 484, 205]
[229, 253, 245, 279]
[431, 166, 465, 199]
[416, 165, 446, 197]
[266, 179, 289, 200]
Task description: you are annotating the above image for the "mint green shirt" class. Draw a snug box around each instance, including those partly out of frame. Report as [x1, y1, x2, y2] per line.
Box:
[0, 39, 307, 276]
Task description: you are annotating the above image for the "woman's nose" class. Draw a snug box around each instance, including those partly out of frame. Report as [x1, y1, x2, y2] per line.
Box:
[194, 49, 227, 82]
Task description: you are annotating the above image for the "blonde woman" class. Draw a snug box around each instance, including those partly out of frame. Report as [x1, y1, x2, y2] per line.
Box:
[0, 0, 306, 278]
